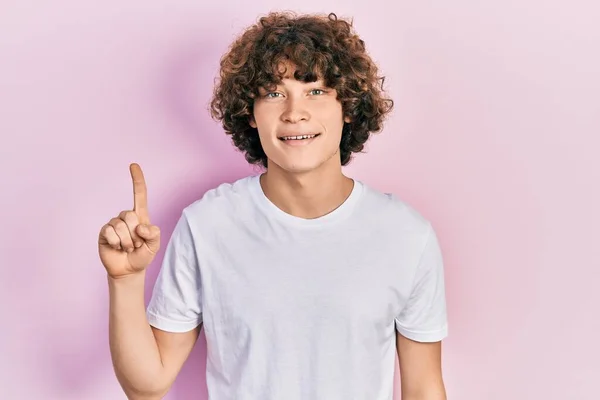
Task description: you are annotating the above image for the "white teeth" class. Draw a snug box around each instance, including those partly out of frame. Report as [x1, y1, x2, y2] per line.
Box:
[281, 134, 317, 140]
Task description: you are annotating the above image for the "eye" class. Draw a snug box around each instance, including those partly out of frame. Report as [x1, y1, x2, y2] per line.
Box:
[264, 92, 282, 98]
[309, 89, 327, 95]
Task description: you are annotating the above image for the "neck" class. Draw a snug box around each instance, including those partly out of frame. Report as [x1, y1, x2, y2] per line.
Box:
[260, 161, 354, 220]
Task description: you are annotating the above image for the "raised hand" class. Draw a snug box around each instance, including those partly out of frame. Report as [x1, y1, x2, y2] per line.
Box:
[98, 163, 161, 279]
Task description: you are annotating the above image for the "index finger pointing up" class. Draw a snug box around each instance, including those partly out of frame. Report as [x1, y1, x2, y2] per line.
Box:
[130, 163, 150, 223]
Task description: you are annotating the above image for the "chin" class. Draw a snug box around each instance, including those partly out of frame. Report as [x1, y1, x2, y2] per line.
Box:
[268, 157, 326, 174]
[264, 142, 342, 174]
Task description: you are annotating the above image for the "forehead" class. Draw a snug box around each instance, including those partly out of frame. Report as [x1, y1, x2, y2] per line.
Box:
[276, 61, 299, 79]
[270, 60, 325, 82]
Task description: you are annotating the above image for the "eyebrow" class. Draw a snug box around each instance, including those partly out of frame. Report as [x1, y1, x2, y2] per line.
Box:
[263, 79, 327, 88]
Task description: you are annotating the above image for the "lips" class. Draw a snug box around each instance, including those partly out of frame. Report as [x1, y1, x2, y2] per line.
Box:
[278, 133, 321, 141]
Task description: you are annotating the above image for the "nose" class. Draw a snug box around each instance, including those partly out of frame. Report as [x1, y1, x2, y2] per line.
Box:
[280, 97, 310, 123]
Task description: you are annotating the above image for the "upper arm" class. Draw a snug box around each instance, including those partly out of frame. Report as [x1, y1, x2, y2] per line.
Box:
[395, 223, 448, 342]
[394, 223, 449, 398]
[396, 332, 446, 399]
[151, 323, 202, 395]
[145, 210, 204, 394]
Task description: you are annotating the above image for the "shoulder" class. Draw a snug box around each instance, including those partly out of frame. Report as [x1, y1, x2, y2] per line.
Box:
[179, 175, 257, 228]
[358, 181, 432, 237]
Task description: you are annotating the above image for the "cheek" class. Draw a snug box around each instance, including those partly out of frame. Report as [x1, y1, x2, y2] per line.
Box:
[315, 104, 344, 126]
[257, 133, 277, 152]
[253, 106, 281, 133]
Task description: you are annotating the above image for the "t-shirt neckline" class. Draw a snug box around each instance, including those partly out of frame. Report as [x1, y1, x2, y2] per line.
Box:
[248, 174, 364, 228]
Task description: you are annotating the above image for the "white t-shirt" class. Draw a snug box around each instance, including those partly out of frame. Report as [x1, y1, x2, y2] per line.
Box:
[146, 175, 448, 400]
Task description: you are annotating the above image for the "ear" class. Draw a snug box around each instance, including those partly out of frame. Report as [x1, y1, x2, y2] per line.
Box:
[344, 115, 352, 124]
[249, 115, 257, 128]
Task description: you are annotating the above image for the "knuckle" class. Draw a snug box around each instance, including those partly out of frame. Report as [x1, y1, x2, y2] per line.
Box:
[115, 220, 127, 231]
[102, 225, 116, 239]
[109, 217, 122, 228]
[125, 211, 139, 225]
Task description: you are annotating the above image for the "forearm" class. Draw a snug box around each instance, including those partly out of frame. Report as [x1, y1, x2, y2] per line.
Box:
[402, 383, 447, 400]
[108, 272, 166, 399]
[403, 395, 446, 400]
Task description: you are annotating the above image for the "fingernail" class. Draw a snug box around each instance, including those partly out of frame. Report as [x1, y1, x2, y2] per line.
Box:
[134, 241, 142, 248]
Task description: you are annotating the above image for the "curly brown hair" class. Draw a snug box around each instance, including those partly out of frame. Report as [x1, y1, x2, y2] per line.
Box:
[209, 11, 394, 168]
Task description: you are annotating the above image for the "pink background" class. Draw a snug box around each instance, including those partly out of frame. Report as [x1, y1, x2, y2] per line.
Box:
[1, 0, 598, 399]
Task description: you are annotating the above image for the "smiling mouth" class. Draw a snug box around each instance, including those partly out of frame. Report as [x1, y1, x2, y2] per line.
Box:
[278, 133, 320, 141]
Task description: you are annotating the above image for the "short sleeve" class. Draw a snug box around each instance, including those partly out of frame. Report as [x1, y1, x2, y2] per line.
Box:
[395, 224, 448, 342]
[146, 211, 203, 333]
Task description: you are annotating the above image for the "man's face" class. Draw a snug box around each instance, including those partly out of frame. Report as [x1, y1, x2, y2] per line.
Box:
[249, 70, 349, 174]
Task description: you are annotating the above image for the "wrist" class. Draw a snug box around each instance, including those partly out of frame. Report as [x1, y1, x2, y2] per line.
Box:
[107, 270, 146, 286]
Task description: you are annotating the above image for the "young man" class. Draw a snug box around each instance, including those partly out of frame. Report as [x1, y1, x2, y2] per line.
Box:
[98, 12, 448, 400]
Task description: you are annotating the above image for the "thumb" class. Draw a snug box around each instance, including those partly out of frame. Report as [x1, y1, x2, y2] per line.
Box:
[136, 224, 161, 253]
